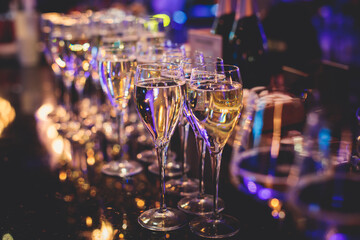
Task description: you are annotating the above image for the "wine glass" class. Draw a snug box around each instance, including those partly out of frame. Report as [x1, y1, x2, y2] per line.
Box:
[187, 65, 243, 238]
[98, 46, 143, 177]
[137, 44, 188, 177]
[177, 60, 229, 215]
[134, 62, 187, 231]
[286, 90, 360, 239]
[158, 48, 200, 196]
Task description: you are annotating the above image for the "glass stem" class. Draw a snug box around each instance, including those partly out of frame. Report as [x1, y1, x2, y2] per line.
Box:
[156, 143, 169, 212]
[211, 150, 223, 220]
[196, 136, 206, 197]
[116, 107, 125, 161]
[181, 122, 190, 180]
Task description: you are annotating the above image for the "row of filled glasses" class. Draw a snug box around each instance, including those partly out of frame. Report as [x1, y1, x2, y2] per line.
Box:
[97, 48, 244, 238]
[40, 10, 244, 238]
[131, 62, 243, 236]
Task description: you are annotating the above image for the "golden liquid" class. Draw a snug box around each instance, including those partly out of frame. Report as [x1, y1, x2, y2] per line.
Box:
[188, 81, 243, 153]
[100, 60, 135, 108]
[135, 78, 184, 147]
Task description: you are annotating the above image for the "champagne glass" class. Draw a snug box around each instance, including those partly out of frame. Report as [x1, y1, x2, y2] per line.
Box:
[286, 90, 360, 239]
[137, 44, 188, 177]
[135, 63, 187, 231]
[187, 65, 243, 238]
[177, 60, 228, 215]
[98, 46, 143, 177]
[160, 49, 201, 196]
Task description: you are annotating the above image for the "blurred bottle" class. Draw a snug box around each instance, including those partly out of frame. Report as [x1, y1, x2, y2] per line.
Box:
[12, 0, 39, 67]
[211, 0, 236, 64]
[229, 0, 269, 88]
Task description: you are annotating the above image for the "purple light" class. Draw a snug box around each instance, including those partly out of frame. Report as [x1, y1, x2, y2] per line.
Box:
[258, 188, 272, 200]
[328, 233, 347, 240]
[246, 180, 257, 194]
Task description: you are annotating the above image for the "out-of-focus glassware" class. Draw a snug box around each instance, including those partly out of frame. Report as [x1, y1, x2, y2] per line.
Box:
[187, 65, 243, 238]
[286, 90, 360, 239]
[40, 12, 62, 76]
[135, 62, 187, 231]
[98, 46, 143, 177]
[229, 87, 305, 221]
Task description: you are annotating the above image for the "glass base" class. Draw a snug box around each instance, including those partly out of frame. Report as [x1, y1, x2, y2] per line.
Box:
[137, 150, 176, 164]
[102, 160, 143, 178]
[165, 178, 199, 196]
[189, 214, 240, 238]
[148, 161, 189, 177]
[138, 207, 188, 231]
[178, 194, 225, 216]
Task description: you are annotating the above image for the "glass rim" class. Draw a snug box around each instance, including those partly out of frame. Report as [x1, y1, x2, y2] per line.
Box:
[191, 64, 239, 73]
[287, 172, 360, 225]
[136, 62, 181, 71]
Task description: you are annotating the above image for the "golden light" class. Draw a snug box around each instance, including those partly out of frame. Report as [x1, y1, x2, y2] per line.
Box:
[82, 61, 90, 71]
[86, 216, 93, 227]
[51, 63, 61, 74]
[52, 137, 64, 154]
[0, 98, 16, 136]
[166, 233, 170, 238]
[87, 148, 95, 158]
[36, 103, 54, 121]
[269, 198, 280, 209]
[135, 198, 145, 209]
[87, 156, 95, 166]
[46, 125, 58, 139]
[155, 201, 160, 208]
[113, 145, 120, 155]
[59, 171, 67, 181]
[119, 233, 124, 239]
[91, 220, 114, 240]
[55, 57, 66, 68]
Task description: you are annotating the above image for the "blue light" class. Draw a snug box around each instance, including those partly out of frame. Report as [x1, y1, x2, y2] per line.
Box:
[318, 127, 331, 154]
[173, 11, 187, 24]
[211, 4, 218, 16]
[252, 101, 265, 147]
[191, 5, 213, 18]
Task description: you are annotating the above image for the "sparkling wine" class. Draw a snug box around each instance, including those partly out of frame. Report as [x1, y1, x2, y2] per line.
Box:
[188, 81, 243, 153]
[135, 78, 185, 147]
[99, 60, 134, 108]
